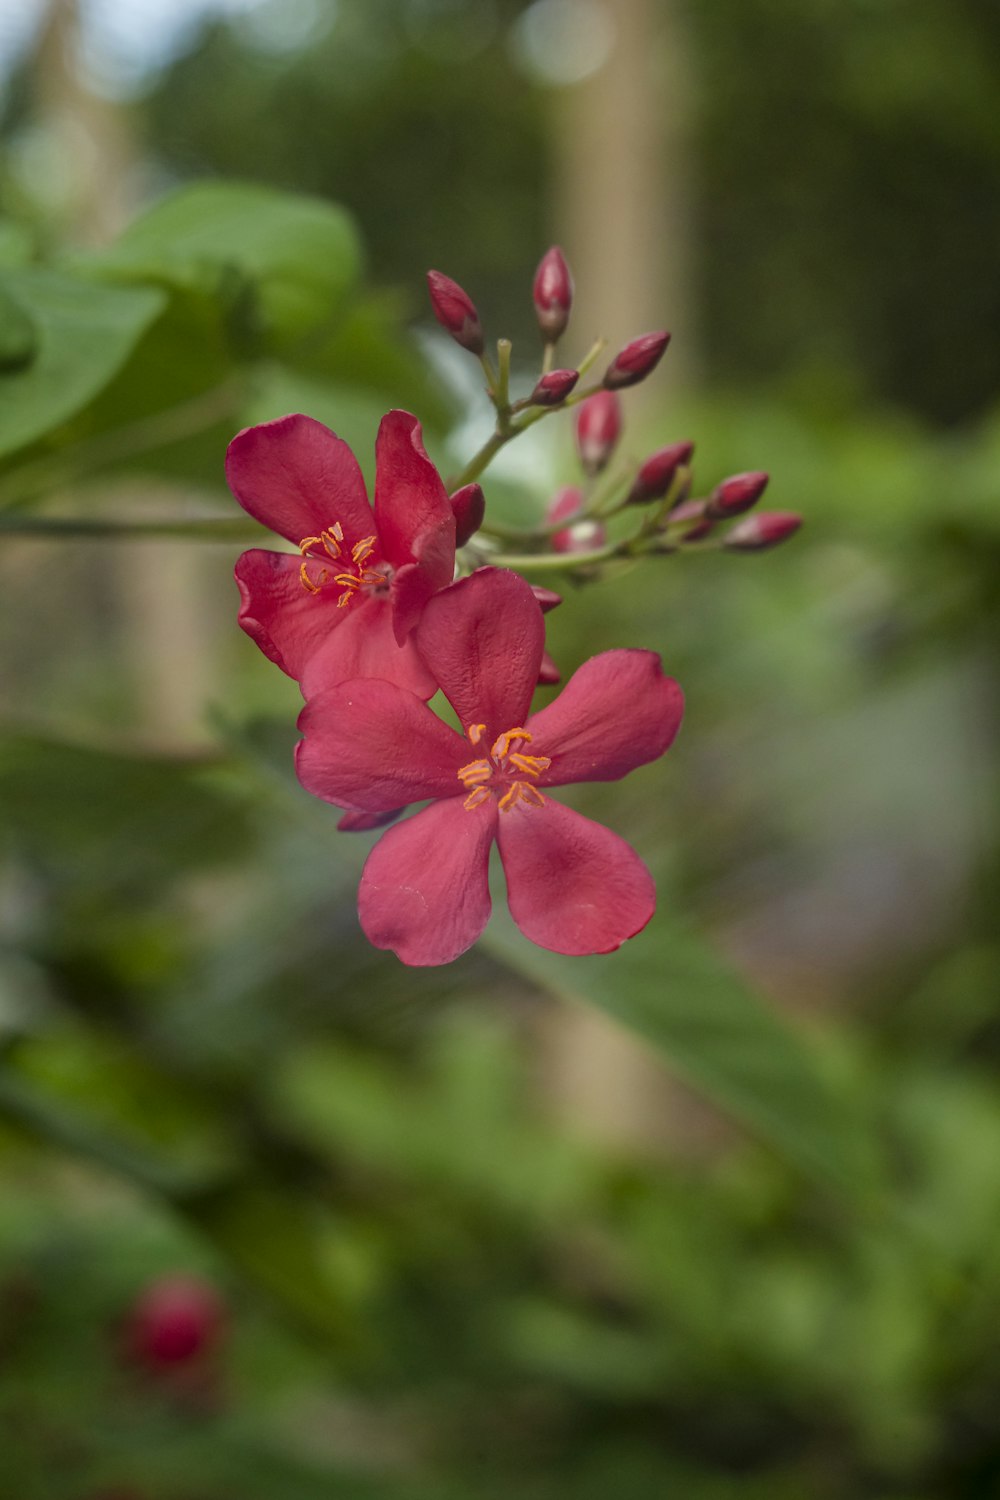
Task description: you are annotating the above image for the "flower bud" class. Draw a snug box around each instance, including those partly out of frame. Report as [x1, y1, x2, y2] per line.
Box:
[338, 807, 405, 833]
[723, 511, 803, 552]
[546, 486, 607, 553]
[125, 1275, 224, 1369]
[449, 481, 486, 546]
[627, 440, 695, 504]
[530, 584, 562, 614]
[426, 270, 484, 355]
[603, 331, 670, 390]
[705, 470, 769, 521]
[574, 391, 622, 475]
[533, 246, 573, 341]
[538, 651, 561, 685]
[530, 368, 579, 406]
[669, 499, 714, 542]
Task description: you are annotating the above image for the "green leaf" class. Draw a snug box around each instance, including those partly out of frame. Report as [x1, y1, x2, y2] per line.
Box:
[0, 270, 165, 461]
[482, 913, 880, 1196]
[89, 181, 362, 354]
[0, 283, 37, 371]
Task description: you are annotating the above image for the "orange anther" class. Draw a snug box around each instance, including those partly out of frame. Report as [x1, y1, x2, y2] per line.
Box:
[457, 758, 492, 788]
[299, 563, 320, 594]
[467, 723, 486, 745]
[491, 727, 532, 761]
[508, 752, 551, 778]
[351, 535, 377, 564]
[463, 786, 491, 811]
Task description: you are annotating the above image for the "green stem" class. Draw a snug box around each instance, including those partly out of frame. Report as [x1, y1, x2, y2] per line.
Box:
[482, 540, 623, 573]
[0, 514, 258, 542]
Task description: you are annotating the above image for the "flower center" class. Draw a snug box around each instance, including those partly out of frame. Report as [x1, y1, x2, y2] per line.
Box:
[457, 725, 551, 812]
[297, 523, 387, 607]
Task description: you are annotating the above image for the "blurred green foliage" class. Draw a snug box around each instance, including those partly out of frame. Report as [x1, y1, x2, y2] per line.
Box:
[1, 2, 999, 1497]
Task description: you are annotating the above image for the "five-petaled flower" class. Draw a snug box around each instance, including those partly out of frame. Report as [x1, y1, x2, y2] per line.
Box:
[296, 568, 684, 966]
[228, 410, 456, 697]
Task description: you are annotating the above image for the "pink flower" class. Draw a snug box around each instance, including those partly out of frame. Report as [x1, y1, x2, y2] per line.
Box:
[296, 568, 684, 966]
[228, 410, 456, 697]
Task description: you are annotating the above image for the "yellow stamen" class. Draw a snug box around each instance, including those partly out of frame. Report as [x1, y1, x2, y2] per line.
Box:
[463, 786, 491, 811]
[336, 593, 352, 608]
[352, 535, 377, 564]
[299, 563, 320, 594]
[457, 758, 492, 789]
[518, 783, 545, 808]
[508, 752, 551, 778]
[491, 727, 532, 760]
[467, 723, 486, 745]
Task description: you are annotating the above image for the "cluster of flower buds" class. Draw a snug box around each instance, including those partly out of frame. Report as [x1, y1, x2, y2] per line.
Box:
[225, 247, 802, 968]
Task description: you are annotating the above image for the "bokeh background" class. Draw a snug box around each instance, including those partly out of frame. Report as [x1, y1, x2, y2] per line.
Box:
[2, 2, 1000, 1496]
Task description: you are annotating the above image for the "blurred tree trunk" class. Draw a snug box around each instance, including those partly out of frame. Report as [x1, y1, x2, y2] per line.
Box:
[539, 0, 716, 1153]
[28, 0, 219, 749]
[550, 0, 699, 396]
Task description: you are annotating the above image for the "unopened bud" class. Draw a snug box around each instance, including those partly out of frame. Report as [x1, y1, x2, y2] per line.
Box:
[603, 331, 670, 390]
[426, 270, 484, 355]
[533, 246, 573, 341]
[530, 368, 579, 406]
[706, 470, 769, 521]
[547, 486, 607, 554]
[530, 584, 562, 614]
[723, 511, 803, 552]
[125, 1276, 224, 1369]
[628, 440, 695, 504]
[669, 499, 714, 542]
[538, 651, 561, 685]
[449, 481, 486, 546]
[574, 391, 622, 475]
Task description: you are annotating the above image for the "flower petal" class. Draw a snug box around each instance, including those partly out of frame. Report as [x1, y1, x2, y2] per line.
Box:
[416, 568, 544, 736]
[296, 678, 466, 811]
[527, 650, 684, 785]
[374, 410, 454, 572]
[235, 547, 347, 679]
[299, 595, 436, 700]
[337, 807, 406, 833]
[359, 798, 498, 966]
[497, 797, 655, 954]
[226, 414, 372, 546]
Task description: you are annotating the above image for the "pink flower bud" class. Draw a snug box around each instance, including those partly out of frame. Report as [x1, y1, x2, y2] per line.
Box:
[426, 270, 484, 355]
[706, 470, 769, 521]
[530, 368, 579, 406]
[603, 331, 670, 390]
[723, 511, 803, 552]
[125, 1276, 224, 1369]
[537, 651, 561, 685]
[530, 584, 563, 614]
[627, 440, 695, 503]
[669, 499, 714, 542]
[533, 245, 574, 341]
[449, 481, 486, 546]
[546, 486, 607, 553]
[574, 391, 622, 475]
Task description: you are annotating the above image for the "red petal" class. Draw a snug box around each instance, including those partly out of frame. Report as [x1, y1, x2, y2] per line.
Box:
[226, 414, 372, 546]
[527, 650, 683, 785]
[299, 596, 436, 700]
[373, 411, 455, 643]
[296, 678, 466, 812]
[497, 798, 655, 954]
[416, 569, 544, 736]
[359, 798, 497, 966]
[235, 547, 344, 679]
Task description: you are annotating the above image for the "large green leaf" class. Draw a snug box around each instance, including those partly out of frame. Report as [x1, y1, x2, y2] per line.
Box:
[0, 270, 165, 462]
[483, 912, 880, 1196]
[89, 181, 362, 354]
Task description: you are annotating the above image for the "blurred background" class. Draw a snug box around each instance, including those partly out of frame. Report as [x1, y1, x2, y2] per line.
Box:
[1, 1, 999, 1496]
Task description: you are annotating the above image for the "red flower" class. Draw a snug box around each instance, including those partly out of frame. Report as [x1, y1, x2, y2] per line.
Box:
[228, 411, 456, 697]
[124, 1275, 224, 1369]
[296, 569, 683, 966]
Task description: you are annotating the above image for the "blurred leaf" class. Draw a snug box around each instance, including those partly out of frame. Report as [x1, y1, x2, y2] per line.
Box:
[0, 283, 37, 371]
[0, 734, 253, 894]
[0, 271, 165, 463]
[483, 913, 880, 1196]
[88, 181, 362, 354]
